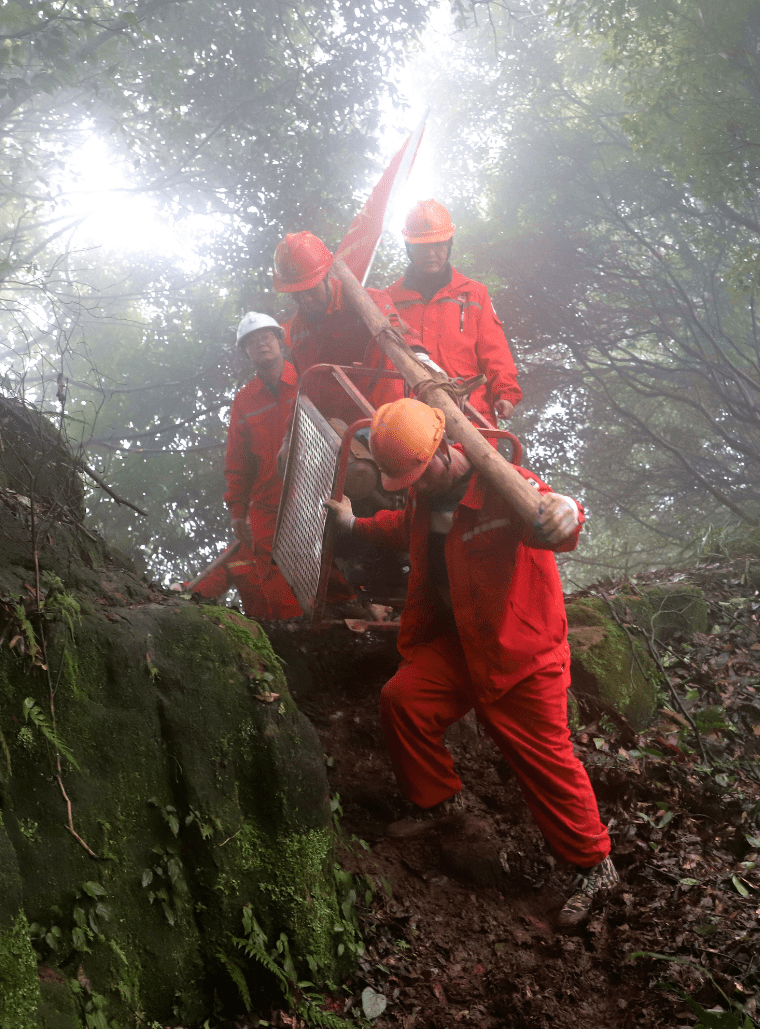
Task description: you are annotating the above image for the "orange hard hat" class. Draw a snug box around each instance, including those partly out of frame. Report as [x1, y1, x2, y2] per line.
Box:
[402, 200, 456, 244]
[273, 231, 333, 292]
[370, 398, 446, 490]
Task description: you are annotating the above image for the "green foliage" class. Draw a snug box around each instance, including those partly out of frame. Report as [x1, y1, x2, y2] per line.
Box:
[22, 696, 80, 770]
[141, 844, 188, 926]
[552, 0, 760, 208]
[692, 524, 760, 562]
[0, 0, 432, 584]
[148, 796, 180, 836]
[13, 604, 40, 662]
[69, 979, 121, 1029]
[409, 0, 760, 581]
[29, 881, 110, 961]
[0, 912, 41, 1029]
[40, 572, 81, 637]
[233, 905, 360, 1029]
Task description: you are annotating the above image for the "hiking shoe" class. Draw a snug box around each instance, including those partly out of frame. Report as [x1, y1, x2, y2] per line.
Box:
[386, 791, 467, 838]
[557, 856, 619, 929]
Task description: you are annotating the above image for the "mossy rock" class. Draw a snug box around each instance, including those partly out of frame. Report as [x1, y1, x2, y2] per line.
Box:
[566, 598, 661, 729]
[607, 583, 708, 641]
[0, 399, 84, 522]
[35, 979, 80, 1029]
[0, 587, 339, 1026]
[0, 820, 41, 1029]
[0, 911, 41, 1029]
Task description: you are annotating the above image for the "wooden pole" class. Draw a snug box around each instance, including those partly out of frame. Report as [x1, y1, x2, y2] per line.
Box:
[184, 539, 242, 591]
[331, 259, 542, 525]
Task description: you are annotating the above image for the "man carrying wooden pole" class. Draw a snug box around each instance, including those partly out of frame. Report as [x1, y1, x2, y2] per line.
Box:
[326, 261, 618, 929]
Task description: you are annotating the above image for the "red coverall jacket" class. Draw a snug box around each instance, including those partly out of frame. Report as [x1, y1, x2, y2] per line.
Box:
[384, 269, 522, 424]
[286, 277, 406, 421]
[353, 465, 582, 704]
[223, 363, 302, 618]
[224, 363, 298, 535]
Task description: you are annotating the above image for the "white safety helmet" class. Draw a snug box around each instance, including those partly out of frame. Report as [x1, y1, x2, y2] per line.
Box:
[235, 312, 284, 348]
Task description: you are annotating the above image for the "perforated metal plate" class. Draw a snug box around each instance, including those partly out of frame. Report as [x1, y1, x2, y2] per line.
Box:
[273, 396, 341, 617]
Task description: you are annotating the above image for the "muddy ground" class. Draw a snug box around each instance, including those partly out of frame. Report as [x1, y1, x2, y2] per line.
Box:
[245, 556, 760, 1028]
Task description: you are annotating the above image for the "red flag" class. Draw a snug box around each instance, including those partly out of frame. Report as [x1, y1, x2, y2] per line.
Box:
[334, 112, 427, 286]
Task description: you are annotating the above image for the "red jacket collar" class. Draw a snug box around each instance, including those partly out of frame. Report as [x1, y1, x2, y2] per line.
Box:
[390, 266, 472, 303]
[249, 360, 297, 396]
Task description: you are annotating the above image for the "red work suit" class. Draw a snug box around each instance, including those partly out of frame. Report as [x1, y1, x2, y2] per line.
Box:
[223, 364, 303, 619]
[352, 466, 610, 867]
[384, 269, 522, 424]
[286, 277, 406, 422]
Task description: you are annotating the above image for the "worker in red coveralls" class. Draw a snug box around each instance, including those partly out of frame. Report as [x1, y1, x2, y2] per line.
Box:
[224, 311, 356, 619]
[384, 200, 522, 426]
[326, 398, 617, 928]
[273, 230, 410, 491]
[223, 311, 303, 619]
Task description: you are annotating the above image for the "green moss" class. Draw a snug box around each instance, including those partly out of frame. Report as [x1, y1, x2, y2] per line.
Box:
[567, 599, 661, 729]
[0, 591, 336, 1023]
[609, 584, 708, 640]
[200, 608, 292, 709]
[566, 599, 609, 628]
[0, 912, 41, 1029]
[231, 822, 338, 971]
[35, 980, 82, 1029]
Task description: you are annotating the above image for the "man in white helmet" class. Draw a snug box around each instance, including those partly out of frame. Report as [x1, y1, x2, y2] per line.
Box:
[218, 312, 304, 618]
[218, 313, 350, 618]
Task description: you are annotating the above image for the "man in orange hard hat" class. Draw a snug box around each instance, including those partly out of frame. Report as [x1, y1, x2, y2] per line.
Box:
[384, 200, 522, 426]
[223, 311, 352, 618]
[273, 231, 409, 431]
[325, 398, 616, 929]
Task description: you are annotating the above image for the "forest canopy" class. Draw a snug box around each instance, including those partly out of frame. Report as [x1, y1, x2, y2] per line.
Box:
[1, 0, 758, 584]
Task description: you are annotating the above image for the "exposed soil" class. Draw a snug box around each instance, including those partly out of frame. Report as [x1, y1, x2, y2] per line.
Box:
[258, 556, 760, 1029]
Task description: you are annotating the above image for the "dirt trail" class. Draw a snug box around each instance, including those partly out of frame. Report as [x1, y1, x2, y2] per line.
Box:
[265, 557, 760, 1028]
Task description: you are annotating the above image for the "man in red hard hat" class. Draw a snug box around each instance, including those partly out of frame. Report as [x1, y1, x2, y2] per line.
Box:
[273, 231, 409, 431]
[325, 398, 616, 929]
[223, 311, 353, 618]
[384, 200, 522, 426]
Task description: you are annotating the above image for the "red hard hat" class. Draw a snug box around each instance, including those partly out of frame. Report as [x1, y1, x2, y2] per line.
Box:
[370, 398, 446, 490]
[402, 200, 456, 244]
[273, 231, 333, 292]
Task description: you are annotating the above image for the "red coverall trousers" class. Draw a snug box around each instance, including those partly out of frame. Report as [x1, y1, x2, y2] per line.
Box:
[379, 634, 610, 868]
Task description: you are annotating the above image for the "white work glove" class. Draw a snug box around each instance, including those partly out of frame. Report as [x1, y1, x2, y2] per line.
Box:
[532, 493, 579, 546]
[323, 495, 355, 535]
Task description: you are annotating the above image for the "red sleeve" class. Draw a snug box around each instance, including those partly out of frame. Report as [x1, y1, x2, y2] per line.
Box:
[352, 504, 412, 551]
[476, 290, 522, 408]
[223, 394, 258, 520]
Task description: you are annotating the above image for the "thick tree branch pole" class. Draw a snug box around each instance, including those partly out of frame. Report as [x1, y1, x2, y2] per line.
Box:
[331, 259, 541, 525]
[185, 540, 242, 591]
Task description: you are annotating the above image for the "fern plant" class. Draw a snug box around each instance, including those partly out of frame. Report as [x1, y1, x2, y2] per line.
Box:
[22, 696, 80, 770]
[232, 905, 362, 1029]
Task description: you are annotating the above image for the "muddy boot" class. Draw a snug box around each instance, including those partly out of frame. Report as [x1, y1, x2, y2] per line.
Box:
[557, 856, 619, 929]
[386, 791, 467, 839]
